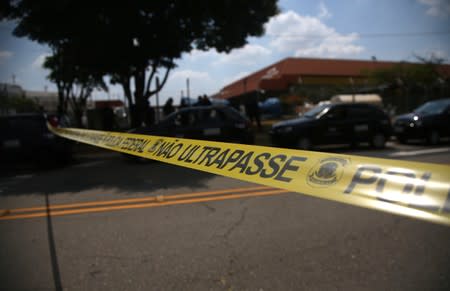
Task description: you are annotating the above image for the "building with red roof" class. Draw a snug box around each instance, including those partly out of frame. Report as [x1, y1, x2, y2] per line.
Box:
[216, 57, 450, 103]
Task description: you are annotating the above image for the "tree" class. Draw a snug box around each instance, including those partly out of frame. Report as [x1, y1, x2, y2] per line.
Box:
[368, 55, 449, 112]
[43, 46, 107, 127]
[3, 0, 279, 127]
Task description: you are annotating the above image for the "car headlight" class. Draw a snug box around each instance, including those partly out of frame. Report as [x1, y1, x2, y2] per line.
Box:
[277, 126, 293, 133]
[413, 116, 422, 126]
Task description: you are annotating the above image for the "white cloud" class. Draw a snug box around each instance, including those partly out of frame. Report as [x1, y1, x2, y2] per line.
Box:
[32, 53, 50, 69]
[418, 0, 450, 17]
[213, 44, 271, 66]
[266, 10, 364, 58]
[154, 69, 216, 103]
[184, 49, 218, 61]
[0, 51, 13, 63]
[169, 69, 212, 83]
[318, 2, 332, 19]
[184, 45, 271, 67]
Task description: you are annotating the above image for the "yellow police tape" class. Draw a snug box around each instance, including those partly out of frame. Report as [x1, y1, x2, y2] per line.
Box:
[49, 125, 450, 226]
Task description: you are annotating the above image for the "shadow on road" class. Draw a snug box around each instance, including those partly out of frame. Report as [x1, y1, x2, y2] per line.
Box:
[0, 150, 215, 197]
[2, 138, 449, 197]
[45, 193, 63, 291]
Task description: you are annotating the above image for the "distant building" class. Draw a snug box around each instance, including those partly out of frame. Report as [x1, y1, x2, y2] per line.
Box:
[1, 83, 96, 116]
[24, 90, 59, 113]
[0, 83, 25, 98]
[1, 83, 26, 114]
[216, 57, 450, 101]
[87, 99, 129, 130]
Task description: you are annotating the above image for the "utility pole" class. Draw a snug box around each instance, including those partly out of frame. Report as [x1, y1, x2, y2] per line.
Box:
[186, 78, 190, 98]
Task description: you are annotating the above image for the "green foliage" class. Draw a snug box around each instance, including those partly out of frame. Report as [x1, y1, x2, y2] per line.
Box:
[0, 95, 39, 113]
[3, 0, 279, 126]
[43, 46, 107, 126]
[369, 55, 446, 88]
[368, 56, 449, 112]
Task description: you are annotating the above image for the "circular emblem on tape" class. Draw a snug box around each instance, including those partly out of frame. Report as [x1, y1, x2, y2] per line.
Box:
[307, 157, 349, 187]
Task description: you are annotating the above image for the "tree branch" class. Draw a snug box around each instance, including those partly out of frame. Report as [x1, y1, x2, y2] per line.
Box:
[147, 66, 171, 97]
[145, 61, 159, 96]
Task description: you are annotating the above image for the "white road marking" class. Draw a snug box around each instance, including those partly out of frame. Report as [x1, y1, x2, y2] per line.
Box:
[72, 160, 107, 168]
[389, 147, 450, 157]
[14, 174, 34, 179]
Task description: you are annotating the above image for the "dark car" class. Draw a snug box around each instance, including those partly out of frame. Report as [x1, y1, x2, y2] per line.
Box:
[131, 105, 254, 144]
[393, 98, 450, 145]
[0, 113, 73, 166]
[270, 103, 392, 150]
[259, 97, 282, 119]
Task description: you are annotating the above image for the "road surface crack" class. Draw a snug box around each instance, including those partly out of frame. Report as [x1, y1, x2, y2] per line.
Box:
[201, 202, 216, 213]
[224, 207, 248, 239]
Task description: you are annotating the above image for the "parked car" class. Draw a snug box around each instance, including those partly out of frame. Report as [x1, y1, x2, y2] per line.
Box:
[130, 105, 254, 144]
[393, 98, 450, 144]
[270, 103, 392, 150]
[0, 113, 73, 166]
[259, 97, 282, 119]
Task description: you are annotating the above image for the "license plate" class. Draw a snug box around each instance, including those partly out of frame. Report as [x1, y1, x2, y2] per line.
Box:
[204, 128, 221, 136]
[2, 139, 21, 149]
[354, 124, 369, 132]
[394, 126, 404, 133]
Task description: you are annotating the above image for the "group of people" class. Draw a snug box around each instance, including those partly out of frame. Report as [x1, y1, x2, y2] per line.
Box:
[162, 94, 212, 117]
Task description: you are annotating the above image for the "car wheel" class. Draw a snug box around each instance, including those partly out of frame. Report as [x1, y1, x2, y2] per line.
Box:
[297, 137, 312, 150]
[371, 133, 386, 149]
[427, 130, 440, 145]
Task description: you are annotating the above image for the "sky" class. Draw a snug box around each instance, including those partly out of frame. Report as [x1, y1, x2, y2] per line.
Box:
[0, 0, 449, 105]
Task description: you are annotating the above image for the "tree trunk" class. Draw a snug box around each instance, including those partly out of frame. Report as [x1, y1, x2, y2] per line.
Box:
[56, 83, 65, 116]
[133, 68, 146, 127]
[73, 107, 83, 128]
[121, 78, 136, 128]
[69, 95, 85, 128]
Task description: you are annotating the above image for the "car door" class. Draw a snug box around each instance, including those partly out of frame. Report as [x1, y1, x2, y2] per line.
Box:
[438, 105, 450, 138]
[346, 105, 373, 143]
[318, 105, 349, 145]
[172, 110, 199, 139]
[195, 108, 224, 141]
[0, 117, 21, 157]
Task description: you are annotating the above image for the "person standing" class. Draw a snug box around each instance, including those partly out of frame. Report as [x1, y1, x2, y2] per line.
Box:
[201, 94, 212, 105]
[163, 97, 175, 117]
[245, 96, 261, 129]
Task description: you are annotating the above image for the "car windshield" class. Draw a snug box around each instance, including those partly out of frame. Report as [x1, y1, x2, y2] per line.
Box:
[304, 104, 331, 118]
[413, 99, 450, 115]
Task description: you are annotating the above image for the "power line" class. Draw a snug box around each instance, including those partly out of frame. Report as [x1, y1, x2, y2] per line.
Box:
[265, 31, 450, 39]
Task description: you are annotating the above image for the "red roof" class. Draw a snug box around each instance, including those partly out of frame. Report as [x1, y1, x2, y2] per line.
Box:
[217, 57, 450, 99]
[94, 100, 124, 108]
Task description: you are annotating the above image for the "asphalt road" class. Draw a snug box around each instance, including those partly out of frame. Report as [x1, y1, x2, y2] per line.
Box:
[1, 142, 450, 291]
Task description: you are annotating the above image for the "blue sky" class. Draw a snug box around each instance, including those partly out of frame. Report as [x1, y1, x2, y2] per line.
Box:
[0, 0, 449, 105]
